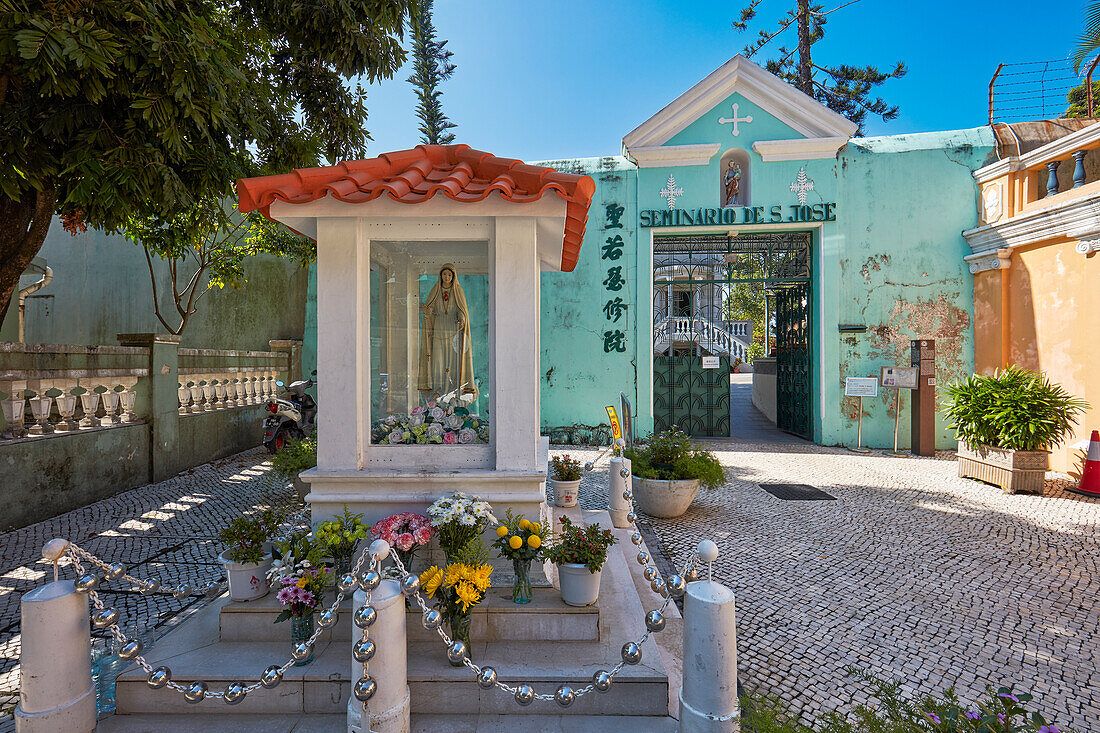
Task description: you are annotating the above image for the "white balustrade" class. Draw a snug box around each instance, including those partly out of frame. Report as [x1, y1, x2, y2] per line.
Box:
[54, 392, 79, 432]
[214, 379, 227, 409]
[2, 396, 27, 439]
[201, 379, 215, 412]
[178, 384, 190, 415]
[100, 390, 121, 427]
[653, 316, 750, 362]
[79, 391, 100, 429]
[27, 395, 54, 435]
[188, 383, 204, 413]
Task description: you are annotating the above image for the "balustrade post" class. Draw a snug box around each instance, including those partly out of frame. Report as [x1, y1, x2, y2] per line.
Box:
[14, 574, 96, 732]
[100, 389, 121, 426]
[78, 390, 99, 429]
[679, 577, 740, 733]
[54, 389, 79, 432]
[213, 378, 227, 409]
[200, 379, 215, 412]
[2, 394, 27, 439]
[225, 378, 238, 408]
[188, 382, 204, 413]
[1073, 150, 1087, 188]
[1045, 161, 1060, 197]
[177, 384, 190, 415]
[348, 579, 409, 733]
[27, 393, 54, 435]
[118, 386, 138, 423]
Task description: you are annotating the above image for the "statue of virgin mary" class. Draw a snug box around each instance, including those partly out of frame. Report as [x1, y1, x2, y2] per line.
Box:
[418, 263, 478, 401]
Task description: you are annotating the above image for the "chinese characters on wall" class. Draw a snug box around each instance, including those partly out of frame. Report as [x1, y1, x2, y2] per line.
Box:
[601, 202, 628, 353]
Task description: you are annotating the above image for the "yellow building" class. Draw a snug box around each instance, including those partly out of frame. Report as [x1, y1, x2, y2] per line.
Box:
[964, 120, 1099, 473]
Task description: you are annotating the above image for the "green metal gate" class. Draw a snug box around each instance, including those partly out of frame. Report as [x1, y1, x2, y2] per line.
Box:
[652, 232, 812, 438]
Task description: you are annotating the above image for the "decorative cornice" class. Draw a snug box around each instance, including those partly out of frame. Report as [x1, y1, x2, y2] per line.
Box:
[973, 121, 1100, 184]
[963, 191, 1100, 257]
[752, 137, 848, 161]
[628, 143, 721, 168]
[966, 253, 1011, 274]
[1075, 238, 1100, 254]
[622, 55, 857, 151]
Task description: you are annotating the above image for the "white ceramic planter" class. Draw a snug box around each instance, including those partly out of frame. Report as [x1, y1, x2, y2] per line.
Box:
[549, 478, 581, 507]
[557, 562, 601, 606]
[220, 551, 274, 602]
[632, 476, 701, 518]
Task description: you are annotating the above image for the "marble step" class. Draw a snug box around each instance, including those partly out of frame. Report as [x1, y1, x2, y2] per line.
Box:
[220, 585, 600, 643]
[98, 713, 678, 732]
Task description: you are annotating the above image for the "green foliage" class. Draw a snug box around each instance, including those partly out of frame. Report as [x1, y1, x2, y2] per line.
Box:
[625, 428, 727, 490]
[941, 367, 1088, 452]
[408, 0, 456, 145]
[550, 454, 584, 481]
[544, 516, 616, 573]
[220, 515, 271, 564]
[314, 506, 368, 560]
[1064, 80, 1100, 118]
[274, 530, 326, 568]
[271, 435, 318, 478]
[449, 535, 490, 567]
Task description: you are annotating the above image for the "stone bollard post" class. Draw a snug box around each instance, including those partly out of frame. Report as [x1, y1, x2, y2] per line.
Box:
[609, 456, 632, 528]
[679, 579, 739, 733]
[347, 578, 409, 733]
[15, 580, 96, 733]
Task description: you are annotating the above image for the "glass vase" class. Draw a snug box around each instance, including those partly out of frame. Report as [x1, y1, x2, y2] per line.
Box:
[333, 554, 352, 577]
[512, 558, 532, 604]
[291, 614, 315, 666]
[447, 612, 471, 667]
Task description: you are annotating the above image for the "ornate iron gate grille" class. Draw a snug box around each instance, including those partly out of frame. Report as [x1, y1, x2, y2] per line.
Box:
[652, 232, 812, 438]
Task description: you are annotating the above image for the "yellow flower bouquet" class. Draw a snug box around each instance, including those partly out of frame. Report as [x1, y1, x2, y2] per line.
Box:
[490, 509, 546, 604]
[419, 541, 493, 665]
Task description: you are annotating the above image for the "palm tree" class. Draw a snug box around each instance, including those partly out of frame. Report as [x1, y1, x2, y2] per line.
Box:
[1072, 0, 1100, 72]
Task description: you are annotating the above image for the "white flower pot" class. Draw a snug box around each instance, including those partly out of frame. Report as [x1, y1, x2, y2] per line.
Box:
[220, 551, 274, 601]
[550, 478, 581, 507]
[557, 562, 601, 606]
[632, 476, 701, 518]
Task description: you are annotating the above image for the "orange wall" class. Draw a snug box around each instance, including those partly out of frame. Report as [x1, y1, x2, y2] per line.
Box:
[977, 239, 1100, 473]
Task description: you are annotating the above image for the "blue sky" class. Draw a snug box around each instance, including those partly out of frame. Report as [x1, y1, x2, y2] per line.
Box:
[360, 0, 1088, 161]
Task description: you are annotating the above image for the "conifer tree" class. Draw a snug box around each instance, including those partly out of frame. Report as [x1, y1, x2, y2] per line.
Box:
[408, 0, 457, 145]
[734, 0, 906, 134]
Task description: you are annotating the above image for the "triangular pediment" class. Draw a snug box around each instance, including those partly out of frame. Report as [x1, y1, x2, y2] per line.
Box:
[623, 55, 857, 151]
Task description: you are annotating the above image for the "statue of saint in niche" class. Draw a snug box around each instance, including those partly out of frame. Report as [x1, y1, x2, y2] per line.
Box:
[723, 160, 745, 207]
[418, 263, 477, 401]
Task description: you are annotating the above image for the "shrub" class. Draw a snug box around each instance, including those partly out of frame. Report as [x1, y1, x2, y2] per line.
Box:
[941, 367, 1088, 452]
[271, 435, 317, 477]
[550, 454, 584, 481]
[220, 516, 270, 565]
[625, 427, 726, 489]
[544, 516, 616, 573]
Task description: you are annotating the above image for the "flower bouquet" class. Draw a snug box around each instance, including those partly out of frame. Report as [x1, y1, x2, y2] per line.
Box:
[315, 506, 369, 576]
[371, 512, 434, 574]
[371, 397, 489, 445]
[491, 510, 546, 604]
[268, 532, 331, 665]
[427, 492, 496, 561]
[419, 540, 493, 665]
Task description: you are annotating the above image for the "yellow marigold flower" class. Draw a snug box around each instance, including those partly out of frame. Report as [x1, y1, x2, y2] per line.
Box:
[531, 522, 542, 534]
[519, 518, 532, 530]
[496, 525, 508, 537]
[419, 565, 444, 599]
[443, 563, 464, 588]
[455, 581, 481, 613]
[527, 535, 541, 549]
[471, 565, 493, 592]
[508, 535, 523, 550]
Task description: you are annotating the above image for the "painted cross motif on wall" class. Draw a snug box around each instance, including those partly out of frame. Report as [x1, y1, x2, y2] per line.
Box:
[718, 103, 753, 137]
[789, 167, 814, 204]
[659, 174, 684, 209]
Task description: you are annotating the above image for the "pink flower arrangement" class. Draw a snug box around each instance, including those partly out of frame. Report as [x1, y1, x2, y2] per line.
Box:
[371, 512, 434, 571]
[443, 431, 458, 444]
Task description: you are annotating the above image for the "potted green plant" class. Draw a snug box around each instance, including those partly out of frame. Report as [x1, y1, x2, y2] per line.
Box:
[545, 516, 616, 607]
[548, 454, 584, 507]
[219, 515, 276, 601]
[315, 506, 369, 576]
[624, 427, 725, 518]
[942, 367, 1088, 494]
[271, 435, 317, 502]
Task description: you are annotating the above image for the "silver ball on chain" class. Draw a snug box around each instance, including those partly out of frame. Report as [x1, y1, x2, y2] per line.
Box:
[514, 684, 536, 706]
[92, 607, 119, 628]
[204, 580, 221, 597]
[317, 609, 338, 629]
[146, 666, 171, 689]
[421, 609, 442, 630]
[172, 585, 192, 600]
[685, 566, 699, 583]
[353, 638, 376, 663]
[105, 563, 126, 581]
[337, 573, 358, 593]
[584, 461, 594, 472]
[447, 640, 468, 664]
[183, 681, 207, 703]
[260, 665, 284, 689]
[358, 570, 381, 592]
[626, 512, 637, 524]
[622, 489, 633, 501]
[476, 666, 498, 689]
[645, 610, 666, 632]
[223, 682, 248, 705]
[593, 670, 613, 693]
[74, 574, 100, 593]
[291, 641, 313, 662]
[353, 675, 377, 702]
[630, 532, 643, 546]
[643, 567, 658, 582]
[650, 577, 666, 596]
[666, 574, 687, 598]
[118, 639, 143, 660]
[400, 574, 420, 596]
[140, 580, 160, 595]
[636, 551, 650, 566]
[554, 685, 575, 707]
[621, 641, 642, 665]
[354, 606, 377, 629]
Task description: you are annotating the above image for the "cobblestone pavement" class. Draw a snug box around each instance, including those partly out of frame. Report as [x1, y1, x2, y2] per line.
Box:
[565, 427, 1100, 730]
[0, 448, 302, 732]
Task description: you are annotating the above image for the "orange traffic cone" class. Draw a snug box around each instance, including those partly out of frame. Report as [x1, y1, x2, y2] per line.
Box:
[1070, 430, 1100, 497]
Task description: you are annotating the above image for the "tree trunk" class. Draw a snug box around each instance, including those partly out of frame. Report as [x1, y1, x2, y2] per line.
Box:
[0, 188, 57, 327]
[796, 0, 813, 95]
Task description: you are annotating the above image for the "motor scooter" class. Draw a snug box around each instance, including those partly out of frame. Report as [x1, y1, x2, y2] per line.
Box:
[262, 371, 317, 453]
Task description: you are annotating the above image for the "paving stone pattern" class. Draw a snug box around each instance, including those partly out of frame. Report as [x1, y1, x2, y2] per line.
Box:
[564, 427, 1100, 731]
[0, 449, 302, 732]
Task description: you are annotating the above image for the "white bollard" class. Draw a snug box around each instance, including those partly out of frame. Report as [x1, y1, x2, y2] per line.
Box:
[609, 456, 632, 528]
[679, 580, 739, 733]
[15, 580, 96, 733]
[347, 579, 409, 733]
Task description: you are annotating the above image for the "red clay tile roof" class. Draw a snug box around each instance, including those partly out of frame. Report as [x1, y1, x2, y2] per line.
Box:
[237, 144, 595, 272]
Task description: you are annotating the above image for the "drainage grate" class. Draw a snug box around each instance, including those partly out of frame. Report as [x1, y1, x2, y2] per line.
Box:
[759, 483, 836, 501]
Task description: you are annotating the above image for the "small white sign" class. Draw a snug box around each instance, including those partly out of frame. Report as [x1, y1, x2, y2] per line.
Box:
[701, 356, 720, 369]
[880, 367, 919, 390]
[845, 377, 879, 398]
